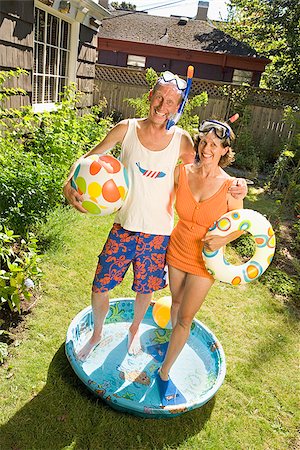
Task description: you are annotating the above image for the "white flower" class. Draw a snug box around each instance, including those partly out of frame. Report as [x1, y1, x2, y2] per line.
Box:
[24, 278, 34, 289]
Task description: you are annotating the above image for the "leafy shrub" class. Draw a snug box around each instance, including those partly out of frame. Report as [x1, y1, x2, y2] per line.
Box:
[232, 107, 261, 175]
[229, 232, 256, 260]
[0, 226, 42, 312]
[0, 79, 112, 234]
[260, 268, 299, 303]
[268, 106, 300, 217]
[291, 221, 300, 255]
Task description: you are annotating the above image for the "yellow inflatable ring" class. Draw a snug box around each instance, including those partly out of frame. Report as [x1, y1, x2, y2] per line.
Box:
[202, 209, 276, 285]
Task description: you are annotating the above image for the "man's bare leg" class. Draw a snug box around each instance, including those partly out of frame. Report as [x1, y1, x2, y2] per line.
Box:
[77, 291, 110, 361]
[128, 292, 153, 355]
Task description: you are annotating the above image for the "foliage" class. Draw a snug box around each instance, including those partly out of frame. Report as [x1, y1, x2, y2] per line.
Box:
[229, 232, 256, 259]
[0, 226, 42, 313]
[268, 106, 300, 216]
[0, 68, 28, 103]
[233, 107, 261, 175]
[124, 67, 158, 118]
[111, 1, 136, 10]
[124, 68, 208, 135]
[220, 0, 300, 92]
[217, 84, 262, 173]
[260, 268, 299, 304]
[0, 72, 112, 235]
[291, 221, 300, 256]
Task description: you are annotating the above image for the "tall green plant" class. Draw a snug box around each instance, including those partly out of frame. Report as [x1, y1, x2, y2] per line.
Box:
[218, 84, 261, 174]
[0, 76, 112, 234]
[269, 106, 300, 216]
[0, 226, 42, 313]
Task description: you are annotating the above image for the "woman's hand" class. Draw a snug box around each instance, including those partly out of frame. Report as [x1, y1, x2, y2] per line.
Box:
[228, 178, 247, 200]
[63, 180, 87, 213]
[202, 235, 227, 252]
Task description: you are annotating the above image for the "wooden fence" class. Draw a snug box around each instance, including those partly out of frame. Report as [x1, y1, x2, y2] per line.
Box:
[93, 65, 299, 151]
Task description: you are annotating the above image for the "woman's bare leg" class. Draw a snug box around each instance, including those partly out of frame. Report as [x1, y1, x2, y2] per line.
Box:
[168, 265, 186, 327]
[160, 272, 214, 381]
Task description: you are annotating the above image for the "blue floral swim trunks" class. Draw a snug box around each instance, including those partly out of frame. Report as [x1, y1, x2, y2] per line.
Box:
[92, 223, 170, 294]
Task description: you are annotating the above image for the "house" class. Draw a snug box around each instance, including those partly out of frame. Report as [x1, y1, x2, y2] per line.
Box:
[97, 1, 270, 87]
[0, 0, 111, 111]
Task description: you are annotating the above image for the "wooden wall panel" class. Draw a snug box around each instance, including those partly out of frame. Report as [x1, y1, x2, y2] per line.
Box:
[0, 0, 34, 23]
[0, 16, 33, 47]
[77, 92, 94, 108]
[1, 72, 32, 92]
[0, 44, 33, 70]
[77, 61, 95, 79]
[78, 45, 97, 64]
[77, 78, 94, 93]
[2, 95, 31, 109]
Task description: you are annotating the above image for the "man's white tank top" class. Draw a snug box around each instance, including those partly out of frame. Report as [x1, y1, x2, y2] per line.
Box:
[114, 119, 182, 236]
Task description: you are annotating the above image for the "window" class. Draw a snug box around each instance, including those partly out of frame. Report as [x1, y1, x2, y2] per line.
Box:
[232, 69, 253, 85]
[33, 8, 71, 106]
[127, 55, 146, 69]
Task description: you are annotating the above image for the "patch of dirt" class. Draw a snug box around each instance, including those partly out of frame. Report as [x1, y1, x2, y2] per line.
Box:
[274, 221, 299, 278]
[0, 295, 37, 346]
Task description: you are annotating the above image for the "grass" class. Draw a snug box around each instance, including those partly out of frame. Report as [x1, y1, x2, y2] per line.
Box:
[0, 197, 299, 450]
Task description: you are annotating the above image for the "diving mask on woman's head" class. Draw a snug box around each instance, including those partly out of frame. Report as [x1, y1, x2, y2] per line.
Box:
[199, 120, 232, 140]
[158, 71, 187, 91]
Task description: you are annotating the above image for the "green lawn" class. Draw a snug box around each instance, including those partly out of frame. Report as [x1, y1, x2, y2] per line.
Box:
[0, 198, 299, 450]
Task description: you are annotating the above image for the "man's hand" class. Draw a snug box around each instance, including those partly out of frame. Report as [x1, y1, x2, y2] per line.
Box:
[228, 178, 248, 200]
[202, 235, 226, 252]
[63, 180, 87, 213]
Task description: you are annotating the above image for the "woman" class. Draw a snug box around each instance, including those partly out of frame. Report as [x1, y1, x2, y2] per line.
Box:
[157, 119, 244, 406]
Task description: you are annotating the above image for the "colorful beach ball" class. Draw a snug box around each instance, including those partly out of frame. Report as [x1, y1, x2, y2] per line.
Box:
[71, 155, 129, 216]
[152, 296, 172, 328]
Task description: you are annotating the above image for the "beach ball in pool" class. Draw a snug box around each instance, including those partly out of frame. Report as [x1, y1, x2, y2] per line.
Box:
[71, 155, 129, 216]
[152, 296, 172, 328]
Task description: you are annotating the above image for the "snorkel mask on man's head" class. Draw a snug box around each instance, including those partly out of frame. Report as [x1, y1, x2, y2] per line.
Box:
[156, 66, 194, 130]
[157, 71, 187, 93]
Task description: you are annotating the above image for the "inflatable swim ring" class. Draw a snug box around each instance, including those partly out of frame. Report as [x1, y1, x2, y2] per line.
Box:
[202, 209, 276, 285]
[65, 298, 226, 418]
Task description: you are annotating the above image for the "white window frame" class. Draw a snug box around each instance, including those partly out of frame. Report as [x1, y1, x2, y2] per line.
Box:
[127, 54, 146, 69]
[232, 69, 253, 85]
[33, 3, 78, 112]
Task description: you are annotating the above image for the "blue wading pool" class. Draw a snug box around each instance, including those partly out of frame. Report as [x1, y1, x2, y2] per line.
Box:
[65, 298, 226, 418]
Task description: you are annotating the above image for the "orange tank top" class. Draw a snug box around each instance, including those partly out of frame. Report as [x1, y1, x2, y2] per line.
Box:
[166, 164, 233, 277]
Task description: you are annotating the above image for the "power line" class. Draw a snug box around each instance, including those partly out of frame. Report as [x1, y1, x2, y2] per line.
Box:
[136, 0, 184, 10]
[103, 0, 196, 20]
[137, 1, 190, 12]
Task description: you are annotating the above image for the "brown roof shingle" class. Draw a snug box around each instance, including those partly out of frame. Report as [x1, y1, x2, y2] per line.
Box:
[99, 12, 263, 58]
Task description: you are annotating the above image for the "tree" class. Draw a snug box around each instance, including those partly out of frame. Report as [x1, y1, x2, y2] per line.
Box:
[220, 0, 300, 93]
[111, 1, 136, 10]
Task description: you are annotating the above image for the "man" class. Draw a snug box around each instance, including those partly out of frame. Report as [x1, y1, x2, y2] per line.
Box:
[63, 72, 246, 360]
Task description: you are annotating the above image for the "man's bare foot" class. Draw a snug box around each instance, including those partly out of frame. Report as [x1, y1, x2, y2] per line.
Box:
[77, 335, 102, 361]
[127, 329, 142, 355]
